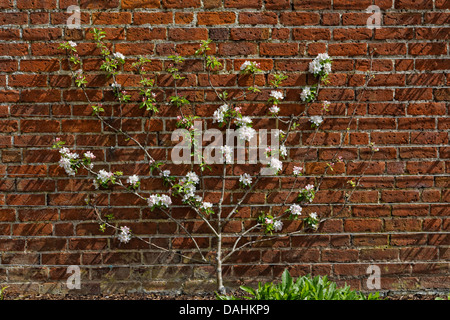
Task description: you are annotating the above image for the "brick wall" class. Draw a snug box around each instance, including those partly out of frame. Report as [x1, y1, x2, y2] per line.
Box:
[0, 0, 449, 295]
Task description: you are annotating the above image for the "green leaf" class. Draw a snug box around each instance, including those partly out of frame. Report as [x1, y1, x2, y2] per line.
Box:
[239, 285, 256, 297]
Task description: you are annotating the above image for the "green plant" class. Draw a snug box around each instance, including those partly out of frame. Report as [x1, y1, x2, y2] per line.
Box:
[435, 291, 450, 300]
[217, 269, 381, 300]
[0, 286, 8, 300]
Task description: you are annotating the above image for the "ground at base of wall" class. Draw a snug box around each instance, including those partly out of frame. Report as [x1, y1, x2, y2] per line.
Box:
[3, 292, 448, 300]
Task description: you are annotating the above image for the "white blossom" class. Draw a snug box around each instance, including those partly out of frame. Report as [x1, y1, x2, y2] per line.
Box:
[239, 173, 252, 187]
[160, 194, 172, 208]
[59, 147, 79, 160]
[160, 170, 171, 178]
[182, 184, 197, 201]
[240, 61, 252, 70]
[220, 145, 233, 164]
[185, 171, 199, 184]
[235, 116, 252, 127]
[126, 174, 139, 186]
[309, 53, 332, 76]
[97, 169, 113, 184]
[265, 217, 273, 225]
[111, 82, 121, 88]
[118, 226, 131, 243]
[280, 145, 287, 158]
[316, 53, 330, 62]
[273, 220, 283, 232]
[269, 157, 283, 173]
[147, 194, 171, 208]
[310, 212, 318, 220]
[58, 147, 81, 176]
[305, 184, 315, 191]
[201, 202, 213, 210]
[270, 90, 284, 100]
[58, 157, 76, 176]
[68, 41, 77, 48]
[83, 151, 96, 159]
[300, 86, 311, 102]
[309, 59, 322, 75]
[293, 166, 303, 176]
[269, 105, 280, 114]
[289, 204, 303, 216]
[323, 62, 332, 74]
[213, 104, 229, 123]
[310, 115, 323, 127]
[238, 126, 256, 142]
[113, 52, 125, 60]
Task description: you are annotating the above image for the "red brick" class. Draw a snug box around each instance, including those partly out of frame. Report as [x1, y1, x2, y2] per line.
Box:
[409, 43, 447, 56]
[260, 43, 299, 56]
[168, 28, 208, 41]
[334, 0, 371, 9]
[161, 0, 201, 8]
[279, 12, 320, 26]
[395, 0, 433, 9]
[198, 12, 236, 25]
[239, 12, 278, 25]
[133, 12, 173, 25]
[266, 0, 290, 9]
[344, 219, 383, 232]
[294, 0, 331, 9]
[17, 0, 57, 9]
[121, 0, 160, 9]
[329, 43, 367, 56]
[381, 190, 420, 203]
[224, 0, 262, 8]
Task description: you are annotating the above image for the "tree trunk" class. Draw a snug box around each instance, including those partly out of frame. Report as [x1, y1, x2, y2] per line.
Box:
[216, 234, 226, 294]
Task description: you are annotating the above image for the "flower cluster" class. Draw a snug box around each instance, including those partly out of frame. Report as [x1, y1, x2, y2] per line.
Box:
[268, 90, 284, 116]
[118, 226, 131, 243]
[309, 53, 332, 78]
[220, 145, 233, 164]
[126, 174, 140, 189]
[148, 194, 172, 210]
[235, 116, 252, 127]
[300, 86, 316, 103]
[269, 157, 283, 174]
[176, 171, 200, 203]
[305, 212, 319, 230]
[258, 214, 283, 234]
[213, 104, 229, 124]
[310, 115, 324, 128]
[297, 184, 316, 203]
[200, 201, 214, 215]
[240, 60, 262, 74]
[293, 166, 303, 176]
[237, 126, 257, 142]
[58, 147, 80, 176]
[113, 52, 125, 61]
[288, 203, 303, 217]
[269, 105, 280, 115]
[97, 169, 113, 184]
[239, 173, 252, 188]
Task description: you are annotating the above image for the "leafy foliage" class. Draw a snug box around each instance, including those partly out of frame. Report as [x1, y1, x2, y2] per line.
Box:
[0, 286, 8, 300]
[217, 269, 381, 300]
